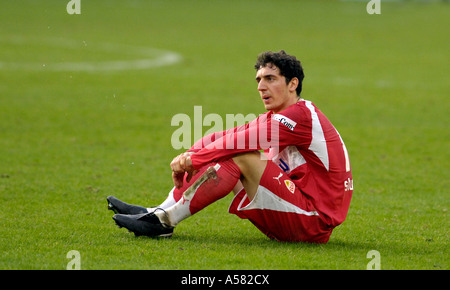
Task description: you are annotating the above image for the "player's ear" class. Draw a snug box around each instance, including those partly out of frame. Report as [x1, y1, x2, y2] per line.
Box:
[288, 77, 299, 93]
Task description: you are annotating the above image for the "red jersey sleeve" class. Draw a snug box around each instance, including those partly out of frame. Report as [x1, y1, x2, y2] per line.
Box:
[190, 112, 275, 169]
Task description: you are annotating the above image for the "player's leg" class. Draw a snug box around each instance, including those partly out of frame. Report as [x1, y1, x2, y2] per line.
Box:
[107, 170, 202, 215]
[112, 158, 242, 237]
[149, 152, 265, 229]
[155, 173, 245, 212]
[153, 159, 241, 227]
[231, 151, 267, 200]
[107, 150, 259, 216]
[229, 160, 332, 243]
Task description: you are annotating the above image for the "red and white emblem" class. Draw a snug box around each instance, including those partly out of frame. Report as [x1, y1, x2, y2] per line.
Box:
[284, 180, 295, 193]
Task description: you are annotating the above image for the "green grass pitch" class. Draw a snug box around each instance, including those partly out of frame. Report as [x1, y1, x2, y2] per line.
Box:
[0, 0, 448, 270]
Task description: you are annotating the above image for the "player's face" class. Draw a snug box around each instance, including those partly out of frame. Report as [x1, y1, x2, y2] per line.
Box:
[255, 65, 298, 113]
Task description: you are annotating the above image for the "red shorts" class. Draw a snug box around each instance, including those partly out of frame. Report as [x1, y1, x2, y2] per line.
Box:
[229, 161, 332, 243]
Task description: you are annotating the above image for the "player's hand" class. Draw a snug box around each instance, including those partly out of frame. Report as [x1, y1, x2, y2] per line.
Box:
[170, 152, 198, 188]
[171, 171, 185, 189]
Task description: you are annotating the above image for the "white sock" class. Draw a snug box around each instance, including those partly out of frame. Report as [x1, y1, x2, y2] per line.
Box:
[154, 163, 226, 228]
[147, 187, 177, 212]
[155, 197, 191, 228]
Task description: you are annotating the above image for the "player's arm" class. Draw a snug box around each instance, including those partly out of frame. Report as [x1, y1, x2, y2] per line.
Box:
[189, 113, 275, 169]
[171, 113, 275, 188]
[188, 118, 254, 153]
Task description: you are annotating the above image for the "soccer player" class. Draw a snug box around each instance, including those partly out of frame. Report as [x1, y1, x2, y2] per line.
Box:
[108, 50, 353, 243]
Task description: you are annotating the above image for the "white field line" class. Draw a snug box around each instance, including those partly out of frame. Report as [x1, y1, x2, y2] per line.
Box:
[0, 37, 182, 72]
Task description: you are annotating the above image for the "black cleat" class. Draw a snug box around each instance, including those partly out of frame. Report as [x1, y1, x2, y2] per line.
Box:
[107, 196, 148, 215]
[112, 211, 174, 238]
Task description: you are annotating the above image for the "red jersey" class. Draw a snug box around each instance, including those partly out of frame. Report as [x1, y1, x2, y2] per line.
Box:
[189, 100, 353, 227]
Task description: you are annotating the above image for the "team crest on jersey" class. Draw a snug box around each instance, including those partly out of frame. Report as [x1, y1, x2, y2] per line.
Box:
[272, 114, 297, 131]
[284, 180, 295, 193]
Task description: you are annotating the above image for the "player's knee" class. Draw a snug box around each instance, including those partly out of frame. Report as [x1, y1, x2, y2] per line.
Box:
[233, 151, 260, 166]
[232, 152, 267, 175]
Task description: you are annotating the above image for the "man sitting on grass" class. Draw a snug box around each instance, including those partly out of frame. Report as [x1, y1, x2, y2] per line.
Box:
[107, 50, 353, 243]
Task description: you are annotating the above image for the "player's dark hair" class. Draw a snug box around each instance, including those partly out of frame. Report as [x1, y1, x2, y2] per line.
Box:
[254, 50, 304, 96]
